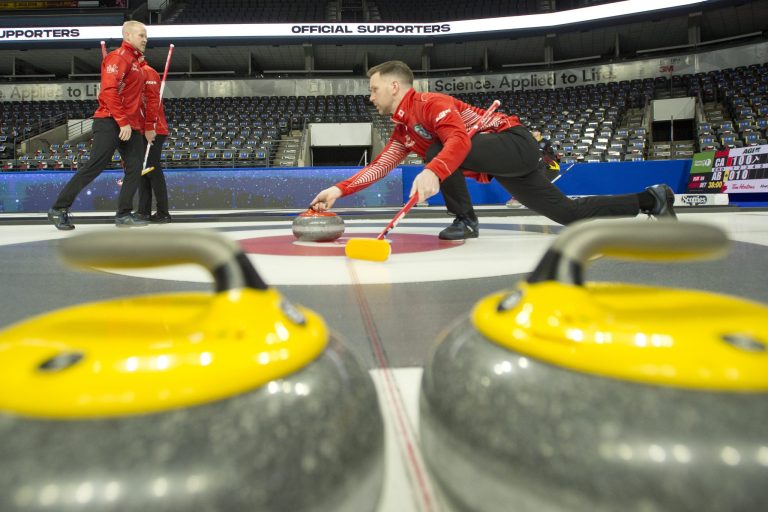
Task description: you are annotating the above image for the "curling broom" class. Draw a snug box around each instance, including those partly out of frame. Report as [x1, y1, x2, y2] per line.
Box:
[141, 44, 174, 176]
[345, 99, 502, 262]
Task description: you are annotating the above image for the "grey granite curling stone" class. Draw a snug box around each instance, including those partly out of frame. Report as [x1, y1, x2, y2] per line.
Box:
[0, 229, 383, 512]
[292, 210, 345, 242]
[420, 220, 768, 512]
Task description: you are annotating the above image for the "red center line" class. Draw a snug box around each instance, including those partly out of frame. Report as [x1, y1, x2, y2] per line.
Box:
[346, 261, 436, 512]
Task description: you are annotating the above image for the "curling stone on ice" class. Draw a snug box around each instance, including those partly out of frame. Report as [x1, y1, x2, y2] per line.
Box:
[292, 208, 345, 242]
[0, 229, 384, 512]
[420, 219, 768, 512]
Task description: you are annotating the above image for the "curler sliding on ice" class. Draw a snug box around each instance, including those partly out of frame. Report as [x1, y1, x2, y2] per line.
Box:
[310, 60, 677, 260]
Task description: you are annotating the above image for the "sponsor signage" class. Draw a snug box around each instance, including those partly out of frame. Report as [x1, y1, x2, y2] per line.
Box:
[682, 194, 709, 206]
[3, 42, 768, 102]
[428, 43, 768, 92]
[0, 77, 381, 102]
[690, 150, 715, 173]
[675, 194, 729, 206]
[0, 1, 710, 43]
[688, 145, 768, 195]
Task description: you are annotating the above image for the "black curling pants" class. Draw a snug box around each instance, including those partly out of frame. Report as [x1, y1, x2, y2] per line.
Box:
[52, 118, 144, 216]
[427, 125, 641, 225]
[138, 134, 169, 216]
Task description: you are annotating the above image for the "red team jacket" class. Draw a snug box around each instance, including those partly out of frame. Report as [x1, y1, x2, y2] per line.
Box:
[93, 41, 145, 131]
[336, 88, 522, 196]
[140, 61, 169, 136]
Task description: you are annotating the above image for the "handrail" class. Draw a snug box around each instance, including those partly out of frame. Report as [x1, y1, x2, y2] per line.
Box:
[297, 118, 309, 166]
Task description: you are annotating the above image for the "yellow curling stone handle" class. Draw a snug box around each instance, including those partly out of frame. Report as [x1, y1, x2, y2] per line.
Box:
[0, 229, 328, 418]
[473, 220, 768, 391]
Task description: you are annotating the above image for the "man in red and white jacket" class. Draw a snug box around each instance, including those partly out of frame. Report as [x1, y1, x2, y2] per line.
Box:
[136, 58, 171, 223]
[49, 21, 151, 230]
[311, 61, 676, 239]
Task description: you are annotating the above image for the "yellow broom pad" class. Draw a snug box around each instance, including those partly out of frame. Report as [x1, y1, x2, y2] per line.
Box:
[345, 238, 392, 262]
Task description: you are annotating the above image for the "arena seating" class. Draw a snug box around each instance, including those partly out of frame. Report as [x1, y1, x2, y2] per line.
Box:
[1, 65, 766, 171]
[160, 95, 370, 168]
[0, 100, 97, 160]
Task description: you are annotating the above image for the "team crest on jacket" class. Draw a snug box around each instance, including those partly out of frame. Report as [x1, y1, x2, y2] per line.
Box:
[413, 124, 432, 140]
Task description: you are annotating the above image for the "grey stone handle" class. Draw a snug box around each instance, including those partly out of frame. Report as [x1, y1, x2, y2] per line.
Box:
[58, 229, 267, 292]
[527, 220, 730, 286]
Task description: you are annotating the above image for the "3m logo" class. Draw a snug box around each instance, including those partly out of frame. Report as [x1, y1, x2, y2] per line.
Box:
[106, 64, 118, 74]
[435, 109, 451, 123]
[682, 195, 708, 206]
[659, 65, 674, 73]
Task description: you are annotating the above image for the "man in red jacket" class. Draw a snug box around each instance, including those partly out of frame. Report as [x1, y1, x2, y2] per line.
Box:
[136, 58, 171, 223]
[310, 60, 676, 240]
[48, 20, 151, 230]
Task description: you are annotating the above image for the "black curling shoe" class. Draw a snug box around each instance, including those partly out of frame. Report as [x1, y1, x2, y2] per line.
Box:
[150, 213, 172, 224]
[115, 214, 150, 227]
[645, 184, 677, 220]
[439, 216, 480, 240]
[48, 208, 75, 231]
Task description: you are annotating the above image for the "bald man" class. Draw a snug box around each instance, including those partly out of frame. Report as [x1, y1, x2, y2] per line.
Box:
[49, 21, 151, 229]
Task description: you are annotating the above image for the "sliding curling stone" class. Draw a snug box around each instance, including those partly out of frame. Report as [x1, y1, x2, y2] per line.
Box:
[420, 219, 768, 512]
[292, 209, 345, 242]
[0, 229, 384, 512]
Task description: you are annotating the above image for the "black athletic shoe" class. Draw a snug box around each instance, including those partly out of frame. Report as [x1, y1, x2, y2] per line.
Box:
[645, 184, 677, 220]
[115, 213, 150, 227]
[150, 213, 172, 224]
[438, 216, 480, 240]
[134, 213, 151, 222]
[47, 208, 75, 231]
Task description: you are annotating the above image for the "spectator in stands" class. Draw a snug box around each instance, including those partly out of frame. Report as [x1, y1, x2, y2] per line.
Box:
[136, 58, 172, 223]
[48, 20, 150, 230]
[310, 60, 676, 239]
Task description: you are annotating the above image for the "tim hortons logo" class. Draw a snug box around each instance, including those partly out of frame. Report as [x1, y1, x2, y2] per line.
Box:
[682, 195, 708, 206]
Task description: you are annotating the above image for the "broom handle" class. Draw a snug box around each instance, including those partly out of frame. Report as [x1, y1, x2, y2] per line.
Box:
[467, 99, 501, 137]
[142, 44, 175, 170]
[157, 43, 174, 103]
[375, 99, 502, 241]
[376, 193, 420, 240]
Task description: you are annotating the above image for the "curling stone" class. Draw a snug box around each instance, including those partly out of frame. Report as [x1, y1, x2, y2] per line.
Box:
[0, 229, 383, 512]
[420, 220, 768, 512]
[292, 209, 345, 242]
